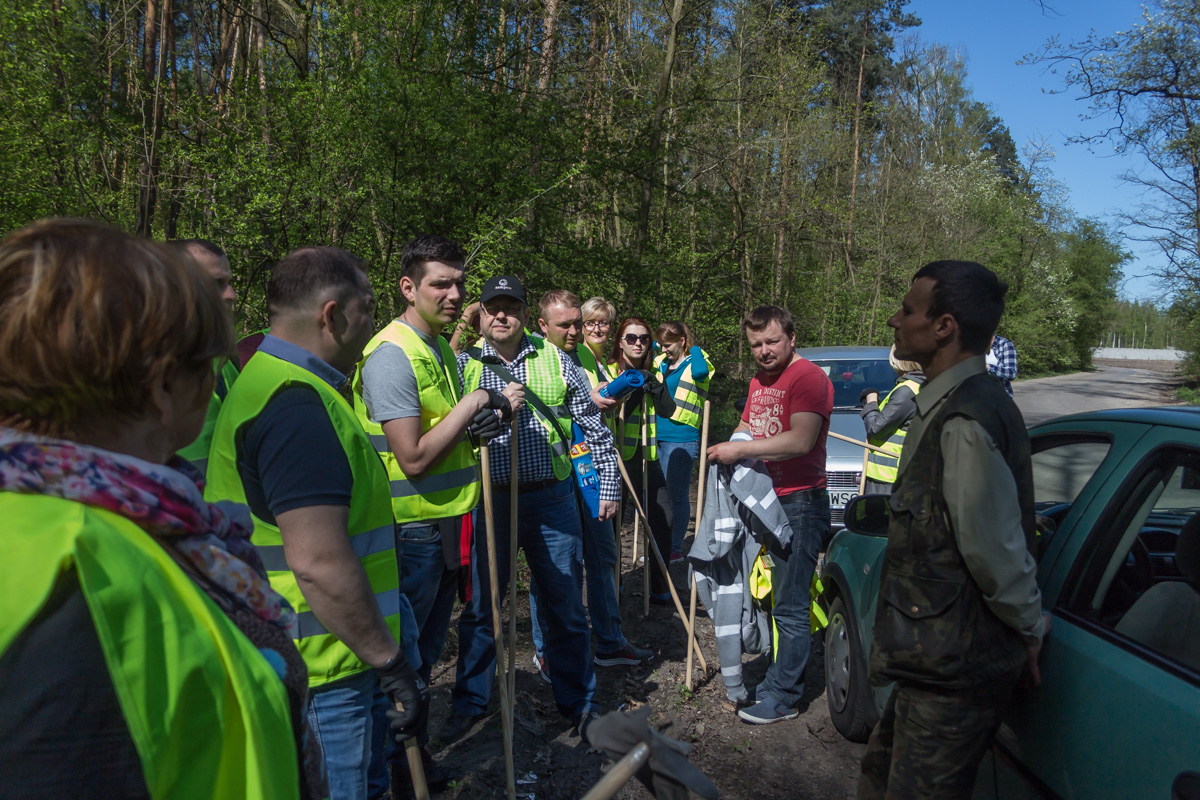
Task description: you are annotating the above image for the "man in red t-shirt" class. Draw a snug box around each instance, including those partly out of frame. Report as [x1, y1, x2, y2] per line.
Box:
[708, 305, 833, 724]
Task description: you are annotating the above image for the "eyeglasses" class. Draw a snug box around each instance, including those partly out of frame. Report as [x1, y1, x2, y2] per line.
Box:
[583, 320, 611, 330]
[623, 333, 651, 345]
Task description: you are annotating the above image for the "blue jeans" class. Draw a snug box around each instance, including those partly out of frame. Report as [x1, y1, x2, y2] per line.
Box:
[307, 669, 391, 800]
[396, 522, 460, 685]
[760, 488, 830, 709]
[659, 439, 700, 553]
[530, 488, 626, 655]
[452, 479, 596, 719]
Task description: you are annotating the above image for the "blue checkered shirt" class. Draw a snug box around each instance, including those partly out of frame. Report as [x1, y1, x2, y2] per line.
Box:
[987, 335, 1018, 397]
[457, 336, 620, 501]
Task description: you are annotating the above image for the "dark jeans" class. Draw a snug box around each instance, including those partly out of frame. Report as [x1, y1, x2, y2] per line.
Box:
[623, 450, 673, 597]
[659, 438, 700, 553]
[451, 479, 595, 719]
[530, 486, 626, 655]
[857, 670, 1020, 800]
[760, 488, 830, 709]
[395, 522, 459, 685]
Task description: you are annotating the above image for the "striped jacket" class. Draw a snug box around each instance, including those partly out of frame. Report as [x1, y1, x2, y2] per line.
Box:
[690, 432, 794, 702]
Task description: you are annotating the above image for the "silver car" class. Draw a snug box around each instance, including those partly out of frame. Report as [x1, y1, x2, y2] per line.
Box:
[796, 346, 896, 530]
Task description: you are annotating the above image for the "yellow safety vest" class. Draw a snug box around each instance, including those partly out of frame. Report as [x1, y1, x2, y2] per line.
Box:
[619, 394, 659, 462]
[353, 320, 480, 523]
[177, 358, 241, 474]
[653, 348, 714, 428]
[864, 378, 922, 485]
[462, 336, 572, 481]
[1, 493, 297, 799]
[205, 350, 400, 688]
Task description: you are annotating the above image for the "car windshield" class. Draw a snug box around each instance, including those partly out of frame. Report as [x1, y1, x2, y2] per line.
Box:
[809, 359, 897, 409]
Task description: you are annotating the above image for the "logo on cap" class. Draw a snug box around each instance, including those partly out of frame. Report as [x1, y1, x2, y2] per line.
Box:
[498, 278, 509, 288]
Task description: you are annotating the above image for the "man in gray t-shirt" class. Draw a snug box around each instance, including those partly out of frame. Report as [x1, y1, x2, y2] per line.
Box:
[353, 236, 523, 775]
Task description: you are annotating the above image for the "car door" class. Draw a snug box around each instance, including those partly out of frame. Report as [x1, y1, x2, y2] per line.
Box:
[980, 422, 1200, 799]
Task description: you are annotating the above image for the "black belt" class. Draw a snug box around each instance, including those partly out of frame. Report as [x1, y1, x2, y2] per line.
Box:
[778, 487, 829, 504]
[492, 478, 561, 495]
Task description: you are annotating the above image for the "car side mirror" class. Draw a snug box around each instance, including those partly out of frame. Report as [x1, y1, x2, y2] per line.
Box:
[843, 494, 890, 537]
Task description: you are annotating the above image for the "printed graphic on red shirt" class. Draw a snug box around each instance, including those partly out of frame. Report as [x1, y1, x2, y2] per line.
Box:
[741, 357, 833, 495]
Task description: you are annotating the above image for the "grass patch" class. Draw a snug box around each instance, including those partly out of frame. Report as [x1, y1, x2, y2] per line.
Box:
[1177, 383, 1200, 405]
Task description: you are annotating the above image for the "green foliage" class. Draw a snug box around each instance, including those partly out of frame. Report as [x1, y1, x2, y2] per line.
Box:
[0, 0, 1127, 385]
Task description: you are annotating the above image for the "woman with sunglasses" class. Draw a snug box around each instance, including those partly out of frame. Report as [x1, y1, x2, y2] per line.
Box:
[608, 317, 677, 605]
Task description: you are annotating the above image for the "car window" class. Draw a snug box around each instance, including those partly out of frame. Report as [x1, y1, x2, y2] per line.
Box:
[1065, 446, 1200, 680]
[1032, 437, 1111, 506]
[808, 359, 897, 409]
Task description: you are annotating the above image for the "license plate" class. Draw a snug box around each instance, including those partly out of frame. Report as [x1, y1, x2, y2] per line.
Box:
[829, 488, 859, 508]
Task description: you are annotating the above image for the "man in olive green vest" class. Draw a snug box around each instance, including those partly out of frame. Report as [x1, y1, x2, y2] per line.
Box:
[857, 261, 1050, 800]
[353, 235, 522, 787]
[205, 247, 423, 800]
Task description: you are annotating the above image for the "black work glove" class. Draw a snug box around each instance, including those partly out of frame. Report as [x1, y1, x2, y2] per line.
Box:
[378, 652, 428, 744]
[859, 387, 879, 405]
[586, 707, 719, 800]
[484, 387, 513, 422]
[639, 369, 656, 384]
[467, 408, 503, 444]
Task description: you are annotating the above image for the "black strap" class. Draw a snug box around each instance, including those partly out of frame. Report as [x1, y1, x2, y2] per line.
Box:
[466, 348, 572, 446]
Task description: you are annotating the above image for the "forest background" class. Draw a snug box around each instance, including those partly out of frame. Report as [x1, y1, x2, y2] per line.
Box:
[6, 0, 1194, 418]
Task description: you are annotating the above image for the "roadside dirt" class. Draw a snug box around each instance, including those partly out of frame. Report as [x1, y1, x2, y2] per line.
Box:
[419, 524, 865, 800]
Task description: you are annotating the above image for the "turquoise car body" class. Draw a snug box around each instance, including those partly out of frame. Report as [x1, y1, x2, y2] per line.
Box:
[821, 408, 1200, 799]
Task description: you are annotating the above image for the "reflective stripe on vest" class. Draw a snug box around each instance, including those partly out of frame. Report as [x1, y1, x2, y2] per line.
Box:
[255, 522, 395, 572]
[864, 379, 922, 485]
[353, 320, 480, 523]
[653, 349, 714, 429]
[575, 344, 618, 435]
[205, 350, 400, 688]
[462, 337, 572, 480]
[2, 493, 298, 799]
[620, 397, 659, 462]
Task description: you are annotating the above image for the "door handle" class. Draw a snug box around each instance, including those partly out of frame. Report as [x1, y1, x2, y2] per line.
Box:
[1173, 771, 1200, 800]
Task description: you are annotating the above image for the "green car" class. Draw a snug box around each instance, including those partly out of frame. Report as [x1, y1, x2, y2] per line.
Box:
[820, 407, 1200, 799]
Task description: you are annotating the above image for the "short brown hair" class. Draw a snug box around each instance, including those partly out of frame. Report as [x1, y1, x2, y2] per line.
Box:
[0, 218, 233, 437]
[741, 305, 795, 338]
[655, 320, 691, 345]
[268, 246, 367, 316]
[539, 289, 580, 321]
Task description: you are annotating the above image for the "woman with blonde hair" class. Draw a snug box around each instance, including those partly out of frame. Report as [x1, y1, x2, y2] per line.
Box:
[608, 316, 677, 604]
[581, 296, 617, 371]
[0, 219, 322, 798]
[859, 344, 925, 495]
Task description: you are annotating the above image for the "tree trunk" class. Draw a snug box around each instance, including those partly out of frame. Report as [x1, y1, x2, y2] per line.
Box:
[844, 18, 868, 280]
[537, 0, 560, 92]
[631, 0, 686, 267]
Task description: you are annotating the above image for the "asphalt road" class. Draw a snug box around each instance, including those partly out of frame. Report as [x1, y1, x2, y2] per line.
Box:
[1014, 363, 1180, 426]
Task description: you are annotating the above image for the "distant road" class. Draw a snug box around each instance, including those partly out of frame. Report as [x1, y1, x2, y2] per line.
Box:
[1015, 362, 1181, 426]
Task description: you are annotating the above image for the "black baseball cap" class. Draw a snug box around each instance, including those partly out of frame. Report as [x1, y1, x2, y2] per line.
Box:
[479, 275, 526, 305]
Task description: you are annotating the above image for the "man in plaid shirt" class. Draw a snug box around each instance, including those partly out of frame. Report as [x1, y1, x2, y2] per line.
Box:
[440, 275, 619, 746]
[986, 334, 1018, 397]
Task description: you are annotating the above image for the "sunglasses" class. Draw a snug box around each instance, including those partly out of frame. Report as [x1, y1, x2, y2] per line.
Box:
[623, 333, 651, 345]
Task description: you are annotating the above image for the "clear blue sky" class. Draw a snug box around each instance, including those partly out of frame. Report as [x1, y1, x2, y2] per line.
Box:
[907, 0, 1162, 300]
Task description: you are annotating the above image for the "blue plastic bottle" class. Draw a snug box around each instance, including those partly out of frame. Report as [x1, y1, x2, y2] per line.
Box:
[570, 421, 602, 519]
[598, 369, 645, 401]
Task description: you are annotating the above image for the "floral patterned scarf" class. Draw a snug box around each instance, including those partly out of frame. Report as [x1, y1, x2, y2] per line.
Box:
[0, 428, 295, 630]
